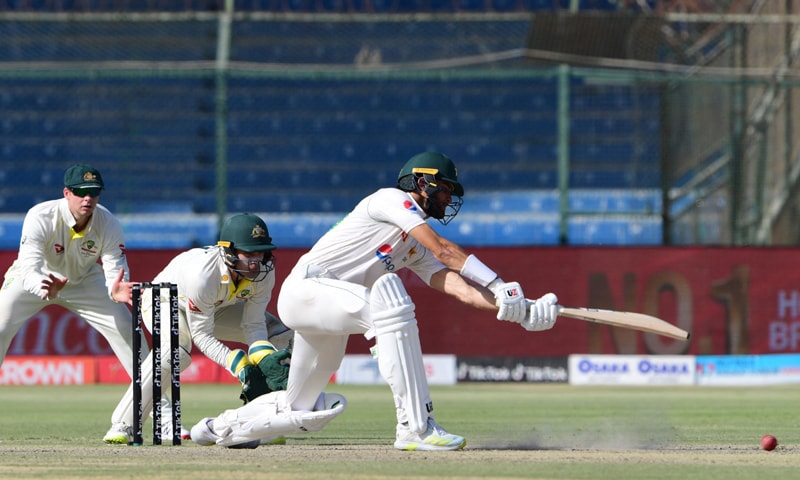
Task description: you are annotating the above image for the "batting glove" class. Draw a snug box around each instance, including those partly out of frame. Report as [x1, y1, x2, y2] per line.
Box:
[521, 293, 559, 331]
[491, 280, 527, 324]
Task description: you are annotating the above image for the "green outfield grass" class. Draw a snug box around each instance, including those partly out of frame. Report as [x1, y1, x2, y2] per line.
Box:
[1, 383, 798, 479]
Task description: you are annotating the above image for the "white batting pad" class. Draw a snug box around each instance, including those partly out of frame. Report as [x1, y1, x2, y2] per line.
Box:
[370, 274, 432, 434]
[212, 391, 347, 447]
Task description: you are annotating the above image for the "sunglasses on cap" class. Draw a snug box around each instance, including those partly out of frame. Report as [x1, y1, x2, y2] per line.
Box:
[69, 187, 102, 198]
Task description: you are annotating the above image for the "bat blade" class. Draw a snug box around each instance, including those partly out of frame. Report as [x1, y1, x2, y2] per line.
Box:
[558, 306, 690, 341]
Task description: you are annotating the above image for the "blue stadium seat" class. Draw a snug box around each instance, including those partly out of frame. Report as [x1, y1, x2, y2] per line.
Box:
[523, 0, 557, 8]
[259, 213, 344, 247]
[571, 117, 633, 136]
[571, 142, 635, 161]
[114, 201, 195, 214]
[431, 213, 561, 246]
[463, 190, 560, 214]
[491, 0, 520, 11]
[568, 189, 661, 213]
[120, 214, 218, 249]
[0, 216, 23, 248]
[568, 216, 662, 245]
[0, 194, 42, 213]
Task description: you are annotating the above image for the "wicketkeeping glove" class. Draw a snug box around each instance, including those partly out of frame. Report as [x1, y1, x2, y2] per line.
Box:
[238, 364, 270, 404]
[227, 348, 273, 404]
[248, 340, 291, 392]
[491, 280, 527, 324]
[521, 292, 559, 331]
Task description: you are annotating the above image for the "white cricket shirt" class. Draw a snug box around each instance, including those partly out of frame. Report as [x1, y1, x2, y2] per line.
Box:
[295, 188, 447, 287]
[152, 246, 274, 367]
[7, 199, 129, 298]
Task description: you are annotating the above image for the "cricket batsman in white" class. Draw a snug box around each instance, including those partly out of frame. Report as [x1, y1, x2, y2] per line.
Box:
[0, 164, 140, 443]
[112, 213, 293, 445]
[190, 152, 559, 451]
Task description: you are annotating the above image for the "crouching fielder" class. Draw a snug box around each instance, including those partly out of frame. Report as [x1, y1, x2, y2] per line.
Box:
[191, 152, 558, 451]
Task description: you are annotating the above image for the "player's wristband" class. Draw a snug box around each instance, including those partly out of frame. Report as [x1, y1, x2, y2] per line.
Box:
[248, 340, 277, 364]
[486, 278, 507, 294]
[226, 349, 250, 379]
[460, 254, 499, 288]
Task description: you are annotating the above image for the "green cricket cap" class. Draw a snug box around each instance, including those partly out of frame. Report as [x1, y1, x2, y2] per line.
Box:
[64, 164, 104, 189]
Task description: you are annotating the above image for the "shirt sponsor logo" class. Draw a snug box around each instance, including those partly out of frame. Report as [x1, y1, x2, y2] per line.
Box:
[376, 244, 395, 272]
[403, 200, 416, 211]
[187, 298, 202, 313]
[80, 240, 97, 256]
[54, 244, 64, 254]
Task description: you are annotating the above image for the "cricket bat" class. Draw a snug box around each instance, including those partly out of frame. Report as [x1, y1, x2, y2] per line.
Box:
[558, 306, 691, 341]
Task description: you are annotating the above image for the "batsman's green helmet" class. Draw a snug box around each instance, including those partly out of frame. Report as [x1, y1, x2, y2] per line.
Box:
[218, 213, 276, 253]
[397, 152, 464, 197]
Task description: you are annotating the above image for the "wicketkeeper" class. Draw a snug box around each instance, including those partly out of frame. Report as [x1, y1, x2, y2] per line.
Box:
[190, 152, 558, 451]
[109, 213, 292, 445]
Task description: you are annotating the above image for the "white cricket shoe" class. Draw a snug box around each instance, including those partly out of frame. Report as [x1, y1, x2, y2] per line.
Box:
[103, 422, 133, 445]
[190, 417, 260, 449]
[394, 417, 466, 451]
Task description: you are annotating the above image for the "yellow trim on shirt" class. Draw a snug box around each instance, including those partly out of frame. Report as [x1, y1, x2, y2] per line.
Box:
[228, 278, 252, 300]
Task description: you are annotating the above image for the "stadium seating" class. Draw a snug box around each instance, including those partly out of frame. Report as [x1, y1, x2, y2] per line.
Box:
[0, 0, 626, 12]
[0, 12, 664, 248]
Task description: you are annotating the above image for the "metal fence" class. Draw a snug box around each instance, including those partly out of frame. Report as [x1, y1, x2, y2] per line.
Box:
[1, 5, 799, 247]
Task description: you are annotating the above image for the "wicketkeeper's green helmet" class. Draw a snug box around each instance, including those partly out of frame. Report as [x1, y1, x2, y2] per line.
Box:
[218, 213, 276, 253]
[397, 152, 464, 197]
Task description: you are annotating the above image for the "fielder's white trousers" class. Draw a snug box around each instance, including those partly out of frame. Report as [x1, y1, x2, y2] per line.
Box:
[0, 267, 136, 426]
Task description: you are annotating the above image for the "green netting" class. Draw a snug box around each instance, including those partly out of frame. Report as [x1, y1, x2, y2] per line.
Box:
[2, 10, 800, 245]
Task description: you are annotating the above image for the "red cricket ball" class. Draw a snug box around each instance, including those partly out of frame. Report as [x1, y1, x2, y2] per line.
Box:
[761, 434, 778, 451]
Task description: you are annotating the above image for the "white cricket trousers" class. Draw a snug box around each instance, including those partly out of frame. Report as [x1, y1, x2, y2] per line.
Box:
[277, 264, 373, 411]
[0, 267, 137, 425]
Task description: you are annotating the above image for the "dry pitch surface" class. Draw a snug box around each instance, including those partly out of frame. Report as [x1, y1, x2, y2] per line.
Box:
[1, 443, 798, 480]
[2, 384, 798, 479]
